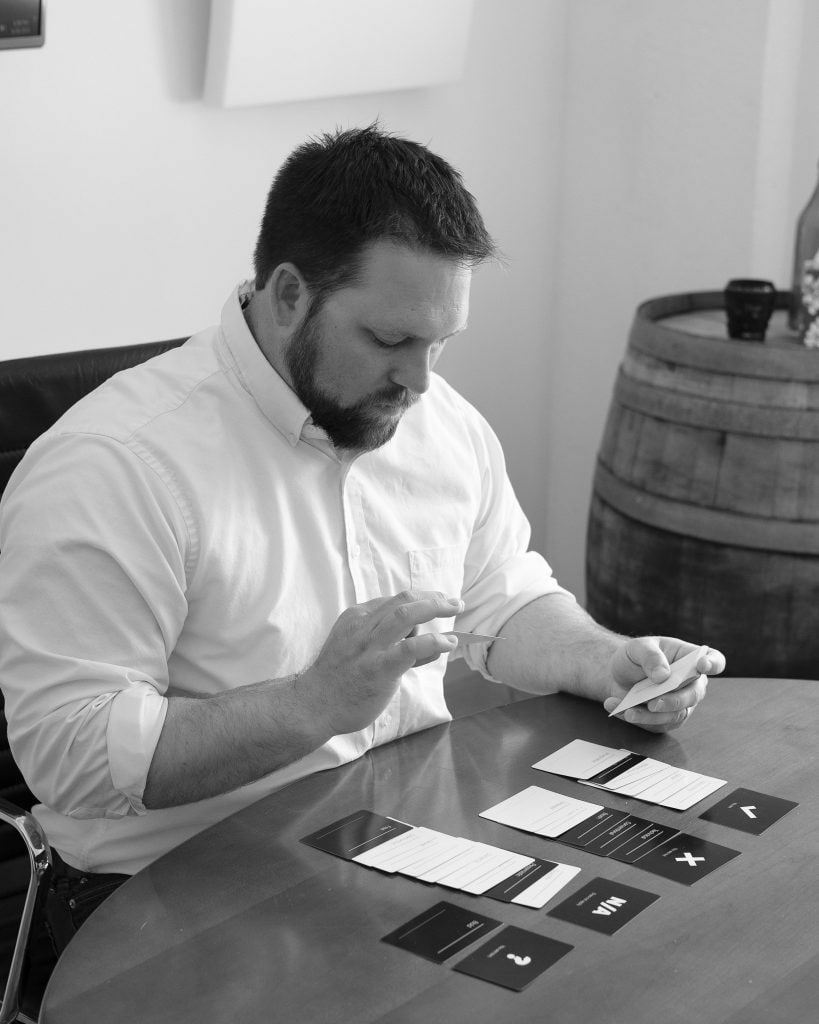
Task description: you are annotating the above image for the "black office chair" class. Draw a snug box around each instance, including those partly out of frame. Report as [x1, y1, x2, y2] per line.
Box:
[0, 337, 186, 1023]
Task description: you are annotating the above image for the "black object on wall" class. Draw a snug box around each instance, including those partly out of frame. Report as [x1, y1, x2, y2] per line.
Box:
[0, 0, 44, 50]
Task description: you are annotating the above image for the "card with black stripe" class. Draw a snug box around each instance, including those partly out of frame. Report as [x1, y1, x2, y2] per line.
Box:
[382, 901, 501, 963]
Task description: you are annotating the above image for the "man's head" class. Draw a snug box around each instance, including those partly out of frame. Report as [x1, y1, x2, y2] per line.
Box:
[249, 126, 494, 452]
[252, 124, 496, 300]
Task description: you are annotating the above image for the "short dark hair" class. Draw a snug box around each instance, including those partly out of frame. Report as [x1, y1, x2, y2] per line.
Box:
[252, 124, 497, 296]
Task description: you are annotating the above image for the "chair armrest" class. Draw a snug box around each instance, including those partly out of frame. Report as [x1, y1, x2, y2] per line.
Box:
[0, 798, 51, 1024]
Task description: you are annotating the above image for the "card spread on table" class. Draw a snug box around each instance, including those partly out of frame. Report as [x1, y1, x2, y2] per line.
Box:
[452, 925, 573, 991]
[480, 786, 740, 883]
[301, 810, 580, 909]
[382, 901, 501, 963]
[699, 787, 799, 835]
[607, 645, 709, 717]
[547, 877, 660, 935]
[532, 739, 726, 810]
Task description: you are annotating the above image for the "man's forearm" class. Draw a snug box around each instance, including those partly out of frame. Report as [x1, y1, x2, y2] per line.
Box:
[143, 674, 333, 808]
[486, 593, 626, 702]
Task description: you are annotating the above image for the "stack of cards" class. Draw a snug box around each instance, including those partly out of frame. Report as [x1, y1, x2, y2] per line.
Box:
[480, 786, 741, 884]
[532, 739, 726, 810]
[301, 809, 580, 908]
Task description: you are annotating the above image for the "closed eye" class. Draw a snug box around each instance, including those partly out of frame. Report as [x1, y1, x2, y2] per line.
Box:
[369, 331, 400, 349]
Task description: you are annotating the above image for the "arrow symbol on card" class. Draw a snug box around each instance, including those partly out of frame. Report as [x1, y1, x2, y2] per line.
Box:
[740, 805, 757, 819]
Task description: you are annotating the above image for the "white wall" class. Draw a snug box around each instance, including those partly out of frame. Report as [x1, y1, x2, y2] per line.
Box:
[0, 0, 564, 560]
[2, 0, 818, 604]
[543, 0, 819, 600]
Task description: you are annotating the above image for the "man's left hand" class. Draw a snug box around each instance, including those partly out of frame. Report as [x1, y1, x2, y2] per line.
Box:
[603, 637, 726, 733]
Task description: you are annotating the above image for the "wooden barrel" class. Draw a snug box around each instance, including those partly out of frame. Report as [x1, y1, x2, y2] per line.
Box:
[586, 290, 819, 679]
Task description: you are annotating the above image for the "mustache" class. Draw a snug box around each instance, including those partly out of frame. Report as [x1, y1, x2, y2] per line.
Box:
[363, 386, 419, 411]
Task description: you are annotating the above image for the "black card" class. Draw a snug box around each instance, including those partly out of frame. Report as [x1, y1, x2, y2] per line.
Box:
[453, 926, 573, 991]
[605, 820, 682, 864]
[300, 809, 413, 860]
[547, 877, 660, 935]
[481, 858, 558, 904]
[558, 807, 627, 848]
[382, 901, 501, 964]
[636, 833, 740, 884]
[699, 787, 798, 835]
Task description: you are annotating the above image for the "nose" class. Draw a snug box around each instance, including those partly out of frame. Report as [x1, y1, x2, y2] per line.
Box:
[390, 345, 434, 395]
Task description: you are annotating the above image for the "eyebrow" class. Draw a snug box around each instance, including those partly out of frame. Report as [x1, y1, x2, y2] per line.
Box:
[373, 322, 469, 344]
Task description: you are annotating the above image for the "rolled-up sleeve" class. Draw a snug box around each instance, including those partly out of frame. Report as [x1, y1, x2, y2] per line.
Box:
[0, 432, 189, 817]
[454, 412, 574, 677]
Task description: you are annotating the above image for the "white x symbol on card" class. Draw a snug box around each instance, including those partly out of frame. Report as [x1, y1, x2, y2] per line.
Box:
[675, 852, 705, 867]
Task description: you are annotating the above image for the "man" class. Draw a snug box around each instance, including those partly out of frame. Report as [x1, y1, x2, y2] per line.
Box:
[0, 126, 724, 959]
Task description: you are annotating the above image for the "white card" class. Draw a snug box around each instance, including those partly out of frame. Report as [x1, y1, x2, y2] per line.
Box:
[513, 862, 581, 908]
[532, 739, 632, 780]
[480, 786, 603, 837]
[607, 645, 709, 717]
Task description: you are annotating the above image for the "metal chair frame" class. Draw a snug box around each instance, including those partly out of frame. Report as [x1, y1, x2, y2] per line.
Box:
[0, 799, 50, 1024]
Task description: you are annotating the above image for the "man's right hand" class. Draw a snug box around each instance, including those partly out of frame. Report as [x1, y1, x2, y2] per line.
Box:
[296, 590, 463, 737]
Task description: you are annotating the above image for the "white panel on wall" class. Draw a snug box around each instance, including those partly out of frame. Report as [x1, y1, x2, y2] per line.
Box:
[204, 0, 475, 107]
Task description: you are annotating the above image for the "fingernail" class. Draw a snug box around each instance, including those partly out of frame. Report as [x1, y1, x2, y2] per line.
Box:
[446, 597, 463, 607]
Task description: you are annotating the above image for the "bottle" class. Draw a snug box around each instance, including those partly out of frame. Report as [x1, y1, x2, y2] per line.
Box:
[789, 159, 819, 345]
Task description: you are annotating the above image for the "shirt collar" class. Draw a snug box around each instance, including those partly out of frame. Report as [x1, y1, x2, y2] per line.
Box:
[218, 281, 311, 447]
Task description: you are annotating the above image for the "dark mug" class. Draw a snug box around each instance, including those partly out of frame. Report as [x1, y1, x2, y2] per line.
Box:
[724, 279, 777, 341]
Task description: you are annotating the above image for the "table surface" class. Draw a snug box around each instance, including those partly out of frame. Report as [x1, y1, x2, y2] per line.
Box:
[40, 677, 818, 1024]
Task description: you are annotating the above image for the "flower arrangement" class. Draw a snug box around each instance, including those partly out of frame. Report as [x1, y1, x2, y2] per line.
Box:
[800, 250, 819, 348]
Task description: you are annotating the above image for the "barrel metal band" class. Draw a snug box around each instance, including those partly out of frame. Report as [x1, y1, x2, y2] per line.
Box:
[593, 461, 819, 555]
[614, 371, 819, 440]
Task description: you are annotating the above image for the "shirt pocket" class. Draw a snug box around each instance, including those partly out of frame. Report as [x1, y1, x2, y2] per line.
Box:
[408, 545, 466, 633]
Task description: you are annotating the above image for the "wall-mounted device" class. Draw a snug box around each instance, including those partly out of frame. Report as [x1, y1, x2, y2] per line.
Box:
[0, 0, 44, 50]
[204, 0, 474, 107]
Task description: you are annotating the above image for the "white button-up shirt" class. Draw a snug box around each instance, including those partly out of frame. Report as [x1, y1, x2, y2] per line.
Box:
[0, 285, 568, 873]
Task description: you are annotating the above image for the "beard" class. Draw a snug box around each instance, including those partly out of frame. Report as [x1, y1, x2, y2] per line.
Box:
[284, 307, 419, 452]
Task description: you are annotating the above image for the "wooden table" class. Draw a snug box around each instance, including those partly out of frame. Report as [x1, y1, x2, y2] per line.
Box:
[40, 677, 818, 1023]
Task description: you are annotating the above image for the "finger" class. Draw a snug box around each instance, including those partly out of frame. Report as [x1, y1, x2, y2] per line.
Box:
[617, 703, 693, 731]
[646, 674, 708, 714]
[696, 648, 726, 676]
[373, 591, 463, 644]
[623, 637, 671, 684]
[393, 631, 458, 667]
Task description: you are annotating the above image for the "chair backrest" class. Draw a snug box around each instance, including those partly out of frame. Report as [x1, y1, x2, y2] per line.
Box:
[0, 337, 187, 1018]
[0, 338, 187, 499]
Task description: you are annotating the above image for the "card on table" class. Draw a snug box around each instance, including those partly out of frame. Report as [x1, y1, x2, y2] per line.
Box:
[547, 877, 660, 935]
[634, 833, 740, 884]
[382, 901, 501, 963]
[479, 785, 604, 837]
[302, 810, 580, 909]
[556, 807, 679, 863]
[452, 925, 573, 991]
[300, 809, 413, 859]
[699, 787, 798, 835]
[607, 645, 709, 717]
[533, 739, 726, 811]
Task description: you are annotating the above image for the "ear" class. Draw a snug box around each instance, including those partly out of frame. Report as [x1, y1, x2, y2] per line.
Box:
[268, 263, 310, 329]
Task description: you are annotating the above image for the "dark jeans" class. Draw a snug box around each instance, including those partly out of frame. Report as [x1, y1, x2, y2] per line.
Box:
[29, 849, 130, 970]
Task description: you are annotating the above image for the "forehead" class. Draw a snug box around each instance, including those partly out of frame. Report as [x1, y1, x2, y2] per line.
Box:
[329, 240, 471, 336]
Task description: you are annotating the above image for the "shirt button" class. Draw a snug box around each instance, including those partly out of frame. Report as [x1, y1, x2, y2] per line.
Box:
[351, 544, 360, 558]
